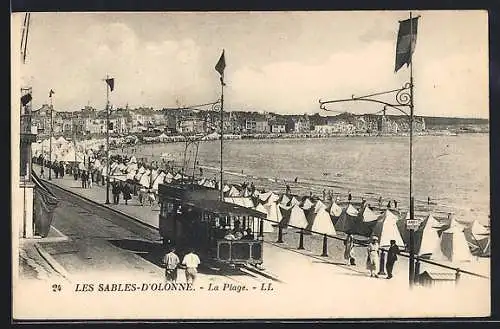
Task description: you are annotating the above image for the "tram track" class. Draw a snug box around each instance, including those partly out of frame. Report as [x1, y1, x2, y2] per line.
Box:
[42, 179, 283, 285]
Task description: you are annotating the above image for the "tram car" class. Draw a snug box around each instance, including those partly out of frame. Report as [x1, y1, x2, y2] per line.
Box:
[158, 182, 266, 266]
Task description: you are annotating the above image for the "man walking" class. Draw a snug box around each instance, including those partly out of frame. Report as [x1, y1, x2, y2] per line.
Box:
[181, 248, 201, 284]
[162, 247, 180, 282]
[386, 239, 399, 279]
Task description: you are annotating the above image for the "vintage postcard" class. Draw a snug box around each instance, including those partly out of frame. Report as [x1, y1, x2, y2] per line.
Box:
[12, 10, 490, 320]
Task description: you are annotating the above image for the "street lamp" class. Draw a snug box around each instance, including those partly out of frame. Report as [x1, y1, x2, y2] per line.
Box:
[319, 12, 420, 288]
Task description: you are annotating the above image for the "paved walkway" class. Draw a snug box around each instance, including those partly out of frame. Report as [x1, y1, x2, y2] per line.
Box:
[27, 164, 491, 319]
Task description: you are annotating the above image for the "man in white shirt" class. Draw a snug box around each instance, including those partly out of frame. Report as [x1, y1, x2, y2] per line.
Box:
[182, 248, 201, 284]
[162, 247, 180, 282]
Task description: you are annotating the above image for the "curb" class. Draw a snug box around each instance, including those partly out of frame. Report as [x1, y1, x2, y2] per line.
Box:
[42, 179, 160, 233]
[34, 242, 72, 283]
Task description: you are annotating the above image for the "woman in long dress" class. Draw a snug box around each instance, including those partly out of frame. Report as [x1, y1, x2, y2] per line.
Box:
[344, 233, 355, 265]
[366, 236, 380, 277]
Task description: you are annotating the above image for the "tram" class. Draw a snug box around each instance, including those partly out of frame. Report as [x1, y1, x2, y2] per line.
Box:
[157, 182, 266, 267]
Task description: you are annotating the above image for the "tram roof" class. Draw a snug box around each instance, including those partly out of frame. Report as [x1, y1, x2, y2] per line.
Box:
[184, 199, 266, 218]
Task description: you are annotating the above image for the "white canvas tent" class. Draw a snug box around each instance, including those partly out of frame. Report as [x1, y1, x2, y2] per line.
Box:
[302, 198, 314, 210]
[284, 204, 308, 229]
[314, 200, 327, 214]
[254, 203, 274, 233]
[308, 208, 336, 236]
[290, 196, 301, 206]
[228, 186, 241, 197]
[371, 210, 405, 248]
[329, 202, 343, 218]
[417, 214, 442, 256]
[280, 194, 291, 206]
[334, 204, 359, 233]
[433, 225, 473, 262]
[264, 201, 283, 224]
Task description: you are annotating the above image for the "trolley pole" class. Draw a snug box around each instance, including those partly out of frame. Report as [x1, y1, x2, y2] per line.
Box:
[408, 12, 416, 288]
[105, 75, 110, 205]
[48, 93, 53, 180]
[219, 71, 225, 202]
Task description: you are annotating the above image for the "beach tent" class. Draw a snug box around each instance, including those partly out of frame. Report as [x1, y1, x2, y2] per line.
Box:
[151, 171, 166, 190]
[371, 210, 405, 248]
[252, 190, 261, 197]
[334, 204, 359, 233]
[290, 196, 301, 207]
[471, 220, 489, 236]
[463, 220, 490, 257]
[329, 202, 343, 219]
[139, 170, 151, 187]
[129, 156, 137, 164]
[356, 205, 379, 236]
[259, 191, 272, 203]
[228, 186, 241, 197]
[173, 173, 182, 180]
[283, 204, 308, 229]
[432, 225, 473, 263]
[264, 201, 283, 224]
[280, 194, 291, 206]
[198, 178, 207, 186]
[242, 188, 252, 197]
[268, 192, 280, 203]
[314, 200, 327, 214]
[302, 198, 314, 210]
[254, 203, 274, 233]
[223, 184, 231, 193]
[126, 170, 137, 181]
[164, 172, 174, 183]
[416, 214, 442, 256]
[307, 208, 337, 236]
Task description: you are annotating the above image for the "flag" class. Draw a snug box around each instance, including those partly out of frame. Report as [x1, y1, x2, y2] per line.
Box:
[215, 50, 226, 77]
[21, 93, 32, 106]
[49, 89, 55, 98]
[106, 78, 115, 92]
[395, 16, 419, 73]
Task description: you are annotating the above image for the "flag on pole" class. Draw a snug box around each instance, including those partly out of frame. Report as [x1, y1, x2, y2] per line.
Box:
[394, 16, 419, 73]
[49, 89, 55, 98]
[106, 78, 115, 92]
[215, 50, 226, 77]
[21, 93, 32, 106]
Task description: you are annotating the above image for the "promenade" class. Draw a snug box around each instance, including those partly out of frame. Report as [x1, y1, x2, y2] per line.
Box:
[21, 164, 491, 319]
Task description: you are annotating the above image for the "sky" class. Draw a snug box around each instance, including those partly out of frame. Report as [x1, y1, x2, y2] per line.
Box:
[14, 10, 489, 118]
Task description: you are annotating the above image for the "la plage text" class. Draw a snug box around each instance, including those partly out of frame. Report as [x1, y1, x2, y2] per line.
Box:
[74, 282, 273, 293]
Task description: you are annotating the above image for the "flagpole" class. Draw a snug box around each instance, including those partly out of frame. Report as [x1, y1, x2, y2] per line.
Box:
[408, 11, 416, 288]
[220, 72, 224, 202]
[105, 75, 110, 204]
[48, 93, 53, 180]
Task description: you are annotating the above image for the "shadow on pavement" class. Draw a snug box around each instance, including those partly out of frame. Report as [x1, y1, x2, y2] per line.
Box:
[107, 239, 249, 278]
[108, 238, 165, 268]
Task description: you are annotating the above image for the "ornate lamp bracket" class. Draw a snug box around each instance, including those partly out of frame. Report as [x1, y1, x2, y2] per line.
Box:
[319, 82, 412, 117]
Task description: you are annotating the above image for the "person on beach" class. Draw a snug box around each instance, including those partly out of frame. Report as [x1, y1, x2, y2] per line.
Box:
[81, 171, 87, 188]
[112, 181, 121, 204]
[344, 233, 355, 266]
[294, 177, 298, 183]
[285, 184, 291, 195]
[386, 239, 399, 279]
[162, 247, 180, 282]
[428, 196, 431, 205]
[122, 183, 132, 205]
[40, 166, 45, 178]
[366, 236, 380, 278]
[348, 192, 352, 203]
[387, 201, 392, 209]
[378, 196, 383, 208]
[393, 200, 398, 209]
[181, 248, 201, 284]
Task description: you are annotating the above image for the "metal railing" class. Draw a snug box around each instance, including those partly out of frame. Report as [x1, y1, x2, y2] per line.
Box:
[254, 212, 489, 284]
